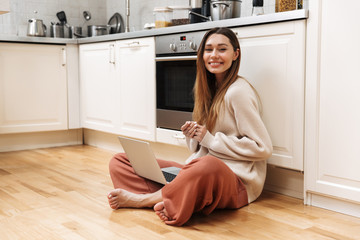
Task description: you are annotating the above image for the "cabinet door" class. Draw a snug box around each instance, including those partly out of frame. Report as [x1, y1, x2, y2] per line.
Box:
[305, 0, 360, 205]
[116, 37, 156, 141]
[0, 43, 67, 134]
[79, 42, 120, 134]
[233, 20, 306, 171]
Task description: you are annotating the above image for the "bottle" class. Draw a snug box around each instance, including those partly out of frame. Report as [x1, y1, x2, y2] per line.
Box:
[252, 0, 264, 16]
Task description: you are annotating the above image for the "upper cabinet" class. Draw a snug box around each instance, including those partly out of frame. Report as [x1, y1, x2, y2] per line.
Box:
[79, 37, 156, 141]
[233, 20, 306, 171]
[0, 43, 68, 134]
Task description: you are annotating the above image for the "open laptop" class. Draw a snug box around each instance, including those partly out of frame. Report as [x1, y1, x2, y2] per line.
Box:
[118, 136, 181, 185]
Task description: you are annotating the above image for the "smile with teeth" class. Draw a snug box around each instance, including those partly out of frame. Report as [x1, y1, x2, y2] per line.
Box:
[209, 62, 222, 66]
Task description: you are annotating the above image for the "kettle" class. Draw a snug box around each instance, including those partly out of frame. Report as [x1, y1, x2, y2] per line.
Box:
[27, 19, 47, 37]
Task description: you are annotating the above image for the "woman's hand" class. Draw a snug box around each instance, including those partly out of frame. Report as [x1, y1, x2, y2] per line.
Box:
[181, 121, 198, 138]
[181, 121, 207, 142]
[193, 124, 207, 142]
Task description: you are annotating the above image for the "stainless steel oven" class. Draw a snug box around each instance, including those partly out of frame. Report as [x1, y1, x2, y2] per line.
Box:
[155, 31, 206, 130]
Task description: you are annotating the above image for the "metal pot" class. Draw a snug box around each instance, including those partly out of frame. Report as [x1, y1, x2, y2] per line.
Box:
[210, 0, 241, 20]
[87, 25, 110, 37]
[67, 26, 82, 38]
[27, 19, 47, 37]
[50, 24, 64, 38]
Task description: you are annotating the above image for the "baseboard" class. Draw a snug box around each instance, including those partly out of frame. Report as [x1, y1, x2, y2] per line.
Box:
[264, 164, 304, 199]
[306, 192, 360, 218]
[0, 129, 83, 152]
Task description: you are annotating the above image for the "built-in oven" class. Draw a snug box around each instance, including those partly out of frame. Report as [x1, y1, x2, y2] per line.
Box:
[155, 31, 206, 130]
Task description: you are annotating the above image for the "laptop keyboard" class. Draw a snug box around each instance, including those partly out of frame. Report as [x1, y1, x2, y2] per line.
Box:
[162, 171, 177, 183]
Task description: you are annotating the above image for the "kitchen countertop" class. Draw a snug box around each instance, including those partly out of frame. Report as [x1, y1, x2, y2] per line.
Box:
[0, 9, 308, 45]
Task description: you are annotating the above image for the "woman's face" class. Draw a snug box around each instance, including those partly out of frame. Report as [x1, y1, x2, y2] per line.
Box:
[203, 33, 239, 82]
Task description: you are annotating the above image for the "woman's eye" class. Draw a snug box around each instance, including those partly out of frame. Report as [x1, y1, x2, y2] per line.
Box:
[204, 48, 212, 52]
[219, 48, 227, 52]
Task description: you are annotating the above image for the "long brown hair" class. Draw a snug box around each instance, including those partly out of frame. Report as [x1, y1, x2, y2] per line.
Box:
[192, 27, 241, 132]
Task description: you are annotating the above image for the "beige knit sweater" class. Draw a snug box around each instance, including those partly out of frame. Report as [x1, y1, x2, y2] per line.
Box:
[185, 77, 273, 203]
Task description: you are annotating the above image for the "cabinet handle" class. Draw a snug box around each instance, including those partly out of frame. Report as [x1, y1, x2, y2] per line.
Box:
[61, 48, 66, 66]
[173, 134, 185, 140]
[119, 41, 149, 49]
[109, 44, 115, 64]
[128, 41, 140, 46]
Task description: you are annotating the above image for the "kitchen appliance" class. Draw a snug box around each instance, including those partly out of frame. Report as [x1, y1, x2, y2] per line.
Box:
[210, 0, 241, 20]
[202, 0, 211, 17]
[155, 31, 206, 130]
[27, 19, 46, 37]
[190, 0, 212, 23]
[190, 0, 203, 23]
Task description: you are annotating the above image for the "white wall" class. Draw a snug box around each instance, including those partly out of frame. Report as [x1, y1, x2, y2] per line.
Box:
[0, 0, 308, 36]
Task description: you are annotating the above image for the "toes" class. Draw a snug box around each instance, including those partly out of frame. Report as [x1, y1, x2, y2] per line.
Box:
[154, 202, 172, 222]
[153, 202, 164, 211]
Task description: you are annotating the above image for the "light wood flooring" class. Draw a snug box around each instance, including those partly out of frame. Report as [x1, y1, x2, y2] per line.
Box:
[0, 145, 360, 240]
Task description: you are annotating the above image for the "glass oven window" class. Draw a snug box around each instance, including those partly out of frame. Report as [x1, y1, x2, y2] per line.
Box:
[156, 60, 196, 112]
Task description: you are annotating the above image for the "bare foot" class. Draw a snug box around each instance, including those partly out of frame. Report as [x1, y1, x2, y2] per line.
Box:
[154, 202, 172, 222]
[107, 189, 161, 209]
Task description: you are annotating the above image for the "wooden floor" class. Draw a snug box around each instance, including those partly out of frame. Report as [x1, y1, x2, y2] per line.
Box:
[0, 145, 360, 240]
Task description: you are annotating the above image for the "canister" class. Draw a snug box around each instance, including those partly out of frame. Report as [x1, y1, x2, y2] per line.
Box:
[153, 7, 173, 28]
[275, 0, 297, 12]
[169, 6, 191, 26]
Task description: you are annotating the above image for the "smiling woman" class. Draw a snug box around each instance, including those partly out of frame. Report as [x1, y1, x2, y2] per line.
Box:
[108, 27, 273, 226]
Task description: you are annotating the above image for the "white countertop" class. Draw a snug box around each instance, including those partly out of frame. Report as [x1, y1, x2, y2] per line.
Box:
[0, 10, 308, 45]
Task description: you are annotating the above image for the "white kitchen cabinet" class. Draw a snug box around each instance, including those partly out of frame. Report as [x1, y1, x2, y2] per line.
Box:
[305, 0, 360, 216]
[79, 41, 120, 134]
[115, 37, 156, 141]
[232, 20, 306, 171]
[0, 43, 68, 134]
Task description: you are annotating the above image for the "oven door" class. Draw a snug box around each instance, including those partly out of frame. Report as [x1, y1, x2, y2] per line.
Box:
[156, 55, 197, 130]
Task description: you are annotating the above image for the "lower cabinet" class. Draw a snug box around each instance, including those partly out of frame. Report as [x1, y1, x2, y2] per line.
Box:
[79, 41, 119, 134]
[116, 37, 156, 141]
[233, 20, 306, 171]
[0, 43, 68, 134]
[79, 37, 156, 141]
[305, 0, 360, 215]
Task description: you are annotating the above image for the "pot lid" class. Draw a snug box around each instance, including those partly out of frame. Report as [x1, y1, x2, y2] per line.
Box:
[108, 12, 123, 34]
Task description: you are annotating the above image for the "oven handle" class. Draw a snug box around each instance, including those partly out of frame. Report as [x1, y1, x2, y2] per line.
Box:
[155, 55, 197, 61]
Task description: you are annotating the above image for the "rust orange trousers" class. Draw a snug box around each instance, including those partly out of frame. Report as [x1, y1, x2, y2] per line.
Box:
[109, 153, 248, 226]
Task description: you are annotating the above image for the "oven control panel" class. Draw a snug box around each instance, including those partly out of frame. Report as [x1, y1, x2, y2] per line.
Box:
[155, 31, 206, 55]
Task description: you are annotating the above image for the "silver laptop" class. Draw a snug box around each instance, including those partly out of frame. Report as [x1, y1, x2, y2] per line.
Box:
[118, 136, 181, 185]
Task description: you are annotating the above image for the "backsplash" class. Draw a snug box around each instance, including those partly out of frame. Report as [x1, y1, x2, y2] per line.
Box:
[0, 0, 107, 36]
[0, 0, 308, 37]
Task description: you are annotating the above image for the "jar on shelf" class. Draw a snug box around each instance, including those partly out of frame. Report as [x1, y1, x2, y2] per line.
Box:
[169, 6, 191, 26]
[153, 7, 173, 28]
[275, 0, 297, 12]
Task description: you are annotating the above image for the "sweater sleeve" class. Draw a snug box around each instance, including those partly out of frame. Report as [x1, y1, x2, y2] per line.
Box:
[186, 136, 200, 153]
[200, 81, 273, 162]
